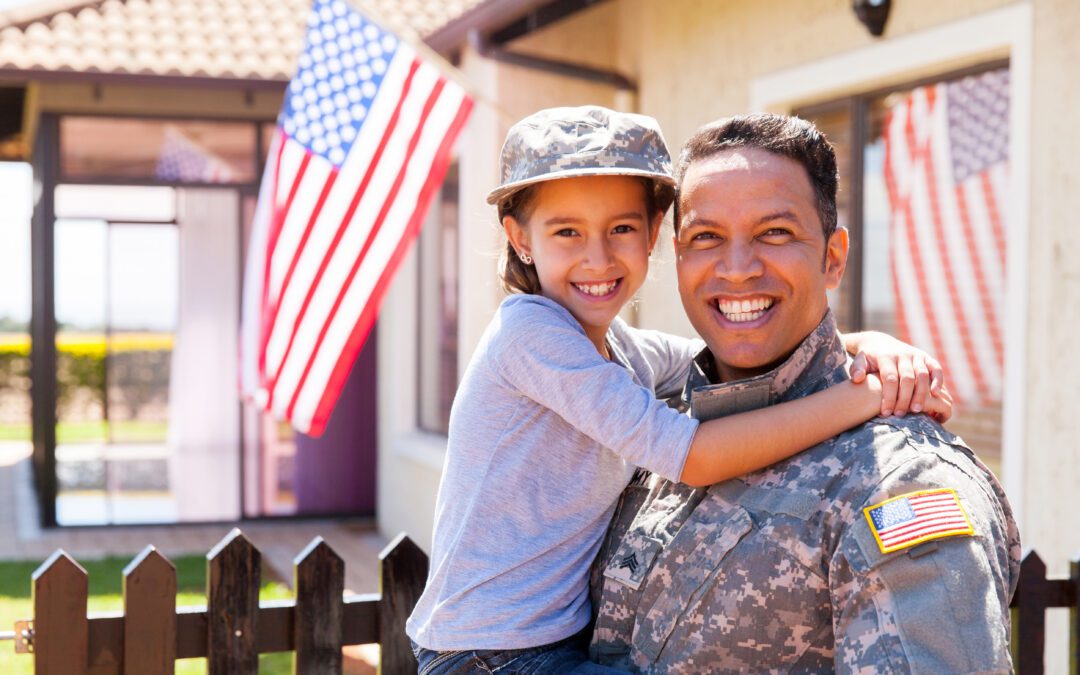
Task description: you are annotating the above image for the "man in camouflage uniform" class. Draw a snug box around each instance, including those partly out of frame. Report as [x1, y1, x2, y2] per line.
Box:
[589, 113, 1021, 672]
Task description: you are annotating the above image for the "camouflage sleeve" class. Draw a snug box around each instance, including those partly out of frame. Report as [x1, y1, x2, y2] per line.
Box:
[828, 452, 1018, 674]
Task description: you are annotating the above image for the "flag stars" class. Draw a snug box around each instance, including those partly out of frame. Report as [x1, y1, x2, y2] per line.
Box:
[281, 0, 401, 168]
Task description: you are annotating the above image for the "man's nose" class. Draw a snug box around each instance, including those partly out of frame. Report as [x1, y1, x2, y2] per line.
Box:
[715, 242, 763, 283]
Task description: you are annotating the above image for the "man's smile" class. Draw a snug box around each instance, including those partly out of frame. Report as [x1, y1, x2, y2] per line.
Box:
[714, 295, 776, 323]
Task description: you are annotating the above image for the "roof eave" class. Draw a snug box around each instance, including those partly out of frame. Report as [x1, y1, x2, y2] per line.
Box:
[423, 0, 551, 54]
[0, 67, 290, 91]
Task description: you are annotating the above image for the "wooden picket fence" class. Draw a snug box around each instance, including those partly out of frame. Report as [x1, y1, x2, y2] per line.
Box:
[6, 535, 1079, 673]
[1010, 550, 1080, 673]
[11, 528, 428, 674]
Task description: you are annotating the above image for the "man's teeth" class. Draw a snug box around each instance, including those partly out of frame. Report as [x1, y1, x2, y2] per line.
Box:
[716, 297, 774, 323]
[574, 280, 618, 297]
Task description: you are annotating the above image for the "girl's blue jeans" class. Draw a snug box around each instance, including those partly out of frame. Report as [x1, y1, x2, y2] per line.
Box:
[410, 631, 626, 674]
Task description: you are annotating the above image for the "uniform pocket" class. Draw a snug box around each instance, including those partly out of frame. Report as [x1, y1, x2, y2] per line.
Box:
[632, 507, 753, 663]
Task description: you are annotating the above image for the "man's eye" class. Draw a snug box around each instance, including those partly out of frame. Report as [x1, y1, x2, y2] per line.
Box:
[612, 224, 636, 234]
[691, 231, 719, 241]
[760, 228, 793, 240]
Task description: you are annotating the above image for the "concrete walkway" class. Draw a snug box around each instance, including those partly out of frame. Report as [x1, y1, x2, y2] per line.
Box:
[0, 442, 388, 595]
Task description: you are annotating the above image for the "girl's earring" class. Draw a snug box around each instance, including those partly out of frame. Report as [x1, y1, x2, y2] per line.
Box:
[518, 252, 533, 265]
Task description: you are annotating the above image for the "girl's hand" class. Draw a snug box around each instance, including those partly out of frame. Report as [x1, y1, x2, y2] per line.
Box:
[844, 331, 947, 419]
[857, 374, 953, 424]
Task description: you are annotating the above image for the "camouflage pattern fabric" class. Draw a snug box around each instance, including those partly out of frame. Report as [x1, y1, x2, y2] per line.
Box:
[589, 311, 1021, 673]
[485, 105, 675, 206]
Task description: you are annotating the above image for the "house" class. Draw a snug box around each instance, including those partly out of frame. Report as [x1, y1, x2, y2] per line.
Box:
[0, 0, 485, 527]
[2, 0, 1076, 661]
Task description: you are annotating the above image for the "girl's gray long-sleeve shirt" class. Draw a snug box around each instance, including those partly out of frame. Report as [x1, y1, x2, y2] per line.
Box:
[407, 294, 702, 651]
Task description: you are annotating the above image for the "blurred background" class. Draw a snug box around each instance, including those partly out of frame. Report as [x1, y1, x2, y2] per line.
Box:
[0, 0, 1077, 666]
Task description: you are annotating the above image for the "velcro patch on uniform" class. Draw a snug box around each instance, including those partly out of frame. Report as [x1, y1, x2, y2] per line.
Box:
[603, 535, 662, 591]
[863, 488, 974, 555]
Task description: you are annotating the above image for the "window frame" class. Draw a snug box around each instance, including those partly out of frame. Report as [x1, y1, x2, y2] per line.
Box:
[794, 58, 1010, 333]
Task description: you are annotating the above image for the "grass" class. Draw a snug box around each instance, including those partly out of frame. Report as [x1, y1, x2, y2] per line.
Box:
[0, 555, 294, 674]
[0, 420, 169, 443]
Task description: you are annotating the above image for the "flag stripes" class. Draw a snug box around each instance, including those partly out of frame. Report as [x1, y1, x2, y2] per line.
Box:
[883, 68, 1009, 408]
[866, 489, 974, 554]
[241, 0, 473, 435]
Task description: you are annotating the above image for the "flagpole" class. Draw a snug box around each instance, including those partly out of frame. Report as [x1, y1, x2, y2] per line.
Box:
[349, 0, 517, 126]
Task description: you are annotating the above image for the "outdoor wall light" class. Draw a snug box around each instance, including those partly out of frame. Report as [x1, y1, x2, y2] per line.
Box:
[853, 0, 891, 37]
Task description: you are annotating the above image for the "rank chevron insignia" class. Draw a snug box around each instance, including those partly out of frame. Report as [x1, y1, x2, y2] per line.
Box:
[617, 553, 639, 574]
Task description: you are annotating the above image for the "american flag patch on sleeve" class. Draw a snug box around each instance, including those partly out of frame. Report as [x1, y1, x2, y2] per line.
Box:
[863, 488, 974, 554]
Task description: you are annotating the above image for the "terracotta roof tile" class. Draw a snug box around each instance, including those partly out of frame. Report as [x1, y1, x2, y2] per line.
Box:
[0, 0, 491, 81]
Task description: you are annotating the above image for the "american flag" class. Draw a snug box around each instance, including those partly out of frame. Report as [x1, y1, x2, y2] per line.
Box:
[240, 0, 473, 435]
[154, 126, 237, 183]
[883, 68, 1009, 408]
[864, 488, 974, 554]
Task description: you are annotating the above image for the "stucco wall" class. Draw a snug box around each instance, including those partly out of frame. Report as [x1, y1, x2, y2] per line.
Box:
[1025, 0, 1080, 570]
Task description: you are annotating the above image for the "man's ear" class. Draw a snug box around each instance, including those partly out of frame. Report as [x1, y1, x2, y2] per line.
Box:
[824, 226, 849, 290]
[503, 215, 530, 258]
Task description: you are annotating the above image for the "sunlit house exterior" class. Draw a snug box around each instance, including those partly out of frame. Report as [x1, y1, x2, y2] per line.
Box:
[3, 7, 1078, 666]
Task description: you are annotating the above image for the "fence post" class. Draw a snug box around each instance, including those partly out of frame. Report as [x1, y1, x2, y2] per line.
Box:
[294, 537, 344, 675]
[123, 546, 177, 675]
[207, 528, 260, 675]
[1017, 550, 1049, 674]
[33, 550, 89, 675]
[377, 534, 428, 674]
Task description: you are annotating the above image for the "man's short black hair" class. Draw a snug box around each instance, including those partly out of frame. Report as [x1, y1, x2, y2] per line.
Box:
[674, 113, 839, 241]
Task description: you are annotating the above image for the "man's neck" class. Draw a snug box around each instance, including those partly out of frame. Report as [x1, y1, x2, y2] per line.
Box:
[684, 310, 849, 421]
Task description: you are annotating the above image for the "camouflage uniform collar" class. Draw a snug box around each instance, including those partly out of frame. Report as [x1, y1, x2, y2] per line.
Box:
[682, 310, 849, 420]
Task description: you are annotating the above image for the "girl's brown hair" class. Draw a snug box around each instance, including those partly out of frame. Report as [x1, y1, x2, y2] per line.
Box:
[497, 177, 675, 295]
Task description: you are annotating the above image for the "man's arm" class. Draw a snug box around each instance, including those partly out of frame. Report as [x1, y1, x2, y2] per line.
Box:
[828, 455, 1018, 674]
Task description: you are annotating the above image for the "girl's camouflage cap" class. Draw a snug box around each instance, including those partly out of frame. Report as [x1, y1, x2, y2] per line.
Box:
[485, 105, 675, 205]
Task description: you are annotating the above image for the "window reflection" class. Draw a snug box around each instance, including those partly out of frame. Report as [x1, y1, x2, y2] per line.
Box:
[61, 117, 257, 183]
[798, 64, 1010, 476]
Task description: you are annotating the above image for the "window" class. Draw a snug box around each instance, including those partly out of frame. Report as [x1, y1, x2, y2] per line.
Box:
[799, 61, 1010, 473]
[0, 163, 32, 451]
[416, 162, 460, 435]
[60, 117, 258, 184]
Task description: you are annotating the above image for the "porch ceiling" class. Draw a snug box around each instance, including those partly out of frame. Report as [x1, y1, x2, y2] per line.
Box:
[0, 0, 492, 83]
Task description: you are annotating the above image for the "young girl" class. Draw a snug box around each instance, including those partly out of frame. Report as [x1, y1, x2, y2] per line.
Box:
[407, 106, 949, 673]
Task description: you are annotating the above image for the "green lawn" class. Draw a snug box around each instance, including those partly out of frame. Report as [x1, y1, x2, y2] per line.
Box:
[0, 555, 294, 674]
[0, 420, 169, 443]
